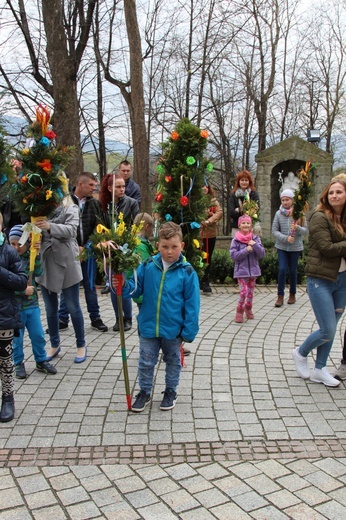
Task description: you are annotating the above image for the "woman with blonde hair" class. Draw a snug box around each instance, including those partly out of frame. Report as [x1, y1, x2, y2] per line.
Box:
[292, 178, 346, 387]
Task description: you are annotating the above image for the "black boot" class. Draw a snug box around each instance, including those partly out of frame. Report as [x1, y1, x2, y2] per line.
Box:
[202, 281, 212, 293]
[0, 393, 15, 423]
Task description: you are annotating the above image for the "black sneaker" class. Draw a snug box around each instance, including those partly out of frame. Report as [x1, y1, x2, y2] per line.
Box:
[132, 390, 151, 412]
[36, 360, 57, 375]
[91, 318, 108, 332]
[101, 285, 110, 294]
[124, 318, 132, 331]
[160, 389, 177, 410]
[15, 362, 27, 379]
[46, 320, 68, 334]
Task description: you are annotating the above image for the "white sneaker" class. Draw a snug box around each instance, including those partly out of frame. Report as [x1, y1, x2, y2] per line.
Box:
[292, 347, 310, 379]
[310, 367, 340, 387]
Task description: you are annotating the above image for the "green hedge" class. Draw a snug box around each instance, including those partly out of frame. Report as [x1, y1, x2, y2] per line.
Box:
[208, 240, 307, 285]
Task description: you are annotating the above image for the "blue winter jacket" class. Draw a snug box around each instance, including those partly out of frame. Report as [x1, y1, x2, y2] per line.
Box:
[122, 252, 200, 342]
[230, 235, 265, 279]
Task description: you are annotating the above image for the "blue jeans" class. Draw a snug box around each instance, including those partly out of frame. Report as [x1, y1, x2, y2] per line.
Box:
[110, 290, 132, 320]
[59, 259, 100, 323]
[13, 307, 47, 364]
[277, 249, 301, 295]
[40, 283, 85, 349]
[138, 336, 182, 394]
[299, 273, 346, 368]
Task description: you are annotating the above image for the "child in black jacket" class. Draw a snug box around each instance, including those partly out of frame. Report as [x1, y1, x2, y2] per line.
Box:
[0, 214, 27, 422]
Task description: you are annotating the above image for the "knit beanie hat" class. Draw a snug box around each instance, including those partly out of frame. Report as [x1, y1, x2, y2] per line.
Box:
[238, 215, 252, 225]
[281, 189, 294, 199]
[9, 224, 23, 241]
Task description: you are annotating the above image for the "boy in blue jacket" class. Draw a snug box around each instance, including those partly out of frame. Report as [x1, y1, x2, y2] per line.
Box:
[9, 225, 57, 379]
[113, 222, 200, 412]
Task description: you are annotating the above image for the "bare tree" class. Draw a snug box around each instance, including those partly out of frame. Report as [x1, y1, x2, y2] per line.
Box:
[1, 0, 97, 182]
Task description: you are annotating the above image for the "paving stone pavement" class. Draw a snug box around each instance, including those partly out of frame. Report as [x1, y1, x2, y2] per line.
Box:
[1, 286, 346, 519]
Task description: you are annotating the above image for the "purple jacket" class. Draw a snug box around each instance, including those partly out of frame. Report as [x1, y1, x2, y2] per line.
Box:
[230, 235, 265, 279]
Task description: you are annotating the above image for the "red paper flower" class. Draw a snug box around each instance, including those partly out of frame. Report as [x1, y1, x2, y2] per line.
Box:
[200, 130, 209, 138]
[180, 196, 189, 207]
[45, 130, 57, 139]
[164, 175, 172, 183]
[171, 131, 179, 141]
[155, 192, 163, 202]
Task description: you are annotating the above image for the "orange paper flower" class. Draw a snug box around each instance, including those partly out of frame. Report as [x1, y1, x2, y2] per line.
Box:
[171, 131, 179, 141]
[200, 130, 209, 138]
[35, 104, 51, 135]
[36, 159, 52, 173]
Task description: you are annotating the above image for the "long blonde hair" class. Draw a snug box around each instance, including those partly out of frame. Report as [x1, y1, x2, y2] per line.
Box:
[317, 179, 346, 235]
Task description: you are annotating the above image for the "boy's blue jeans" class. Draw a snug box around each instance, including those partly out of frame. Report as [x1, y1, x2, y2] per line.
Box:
[13, 306, 47, 365]
[138, 336, 182, 394]
[299, 273, 346, 368]
[40, 283, 85, 349]
[277, 249, 301, 295]
[59, 259, 101, 323]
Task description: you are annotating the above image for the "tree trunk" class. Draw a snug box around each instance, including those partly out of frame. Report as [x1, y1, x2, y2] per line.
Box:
[42, 0, 83, 184]
[124, 0, 151, 213]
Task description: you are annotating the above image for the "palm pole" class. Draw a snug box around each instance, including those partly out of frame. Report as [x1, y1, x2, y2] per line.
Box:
[111, 184, 132, 410]
[114, 276, 132, 410]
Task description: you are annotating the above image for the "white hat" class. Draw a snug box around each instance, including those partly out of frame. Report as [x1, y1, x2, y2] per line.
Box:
[281, 189, 294, 199]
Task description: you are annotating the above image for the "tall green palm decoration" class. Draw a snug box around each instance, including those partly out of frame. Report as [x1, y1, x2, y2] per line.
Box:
[154, 118, 213, 274]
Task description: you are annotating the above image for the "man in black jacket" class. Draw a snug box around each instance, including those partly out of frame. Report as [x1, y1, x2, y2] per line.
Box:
[57, 172, 108, 332]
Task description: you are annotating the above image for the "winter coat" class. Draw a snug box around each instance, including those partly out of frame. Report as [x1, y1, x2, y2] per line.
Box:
[0, 241, 27, 331]
[104, 195, 139, 228]
[122, 252, 200, 342]
[229, 190, 260, 229]
[36, 204, 82, 293]
[201, 197, 223, 239]
[271, 209, 307, 252]
[71, 191, 103, 246]
[230, 234, 265, 279]
[305, 210, 346, 282]
[14, 250, 42, 310]
[125, 178, 141, 208]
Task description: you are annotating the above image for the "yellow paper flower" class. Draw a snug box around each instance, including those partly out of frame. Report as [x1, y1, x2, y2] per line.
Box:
[202, 251, 208, 259]
[193, 239, 200, 248]
[22, 148, 30, 155]
[116, 221, 126, 237]
[45, 189, 53, 200]
[23, 198, 28, 203]
[96, 224, 110, 234]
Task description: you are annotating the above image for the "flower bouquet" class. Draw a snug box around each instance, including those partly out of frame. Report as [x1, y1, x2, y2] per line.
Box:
[11, 104, 74, 276]
[242, 194, 260, 223]
[84, 212, 144, 411]
[292, 161, 315, 221]
[84, 212, 144, 291]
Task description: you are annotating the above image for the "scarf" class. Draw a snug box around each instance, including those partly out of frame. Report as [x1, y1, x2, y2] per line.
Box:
[235, 230, 253, 244]
[235, 188, 251, 199]
[279, 205, 292, 217]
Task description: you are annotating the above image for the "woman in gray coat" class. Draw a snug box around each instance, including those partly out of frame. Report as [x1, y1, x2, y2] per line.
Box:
[35, 199, 87, 363]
